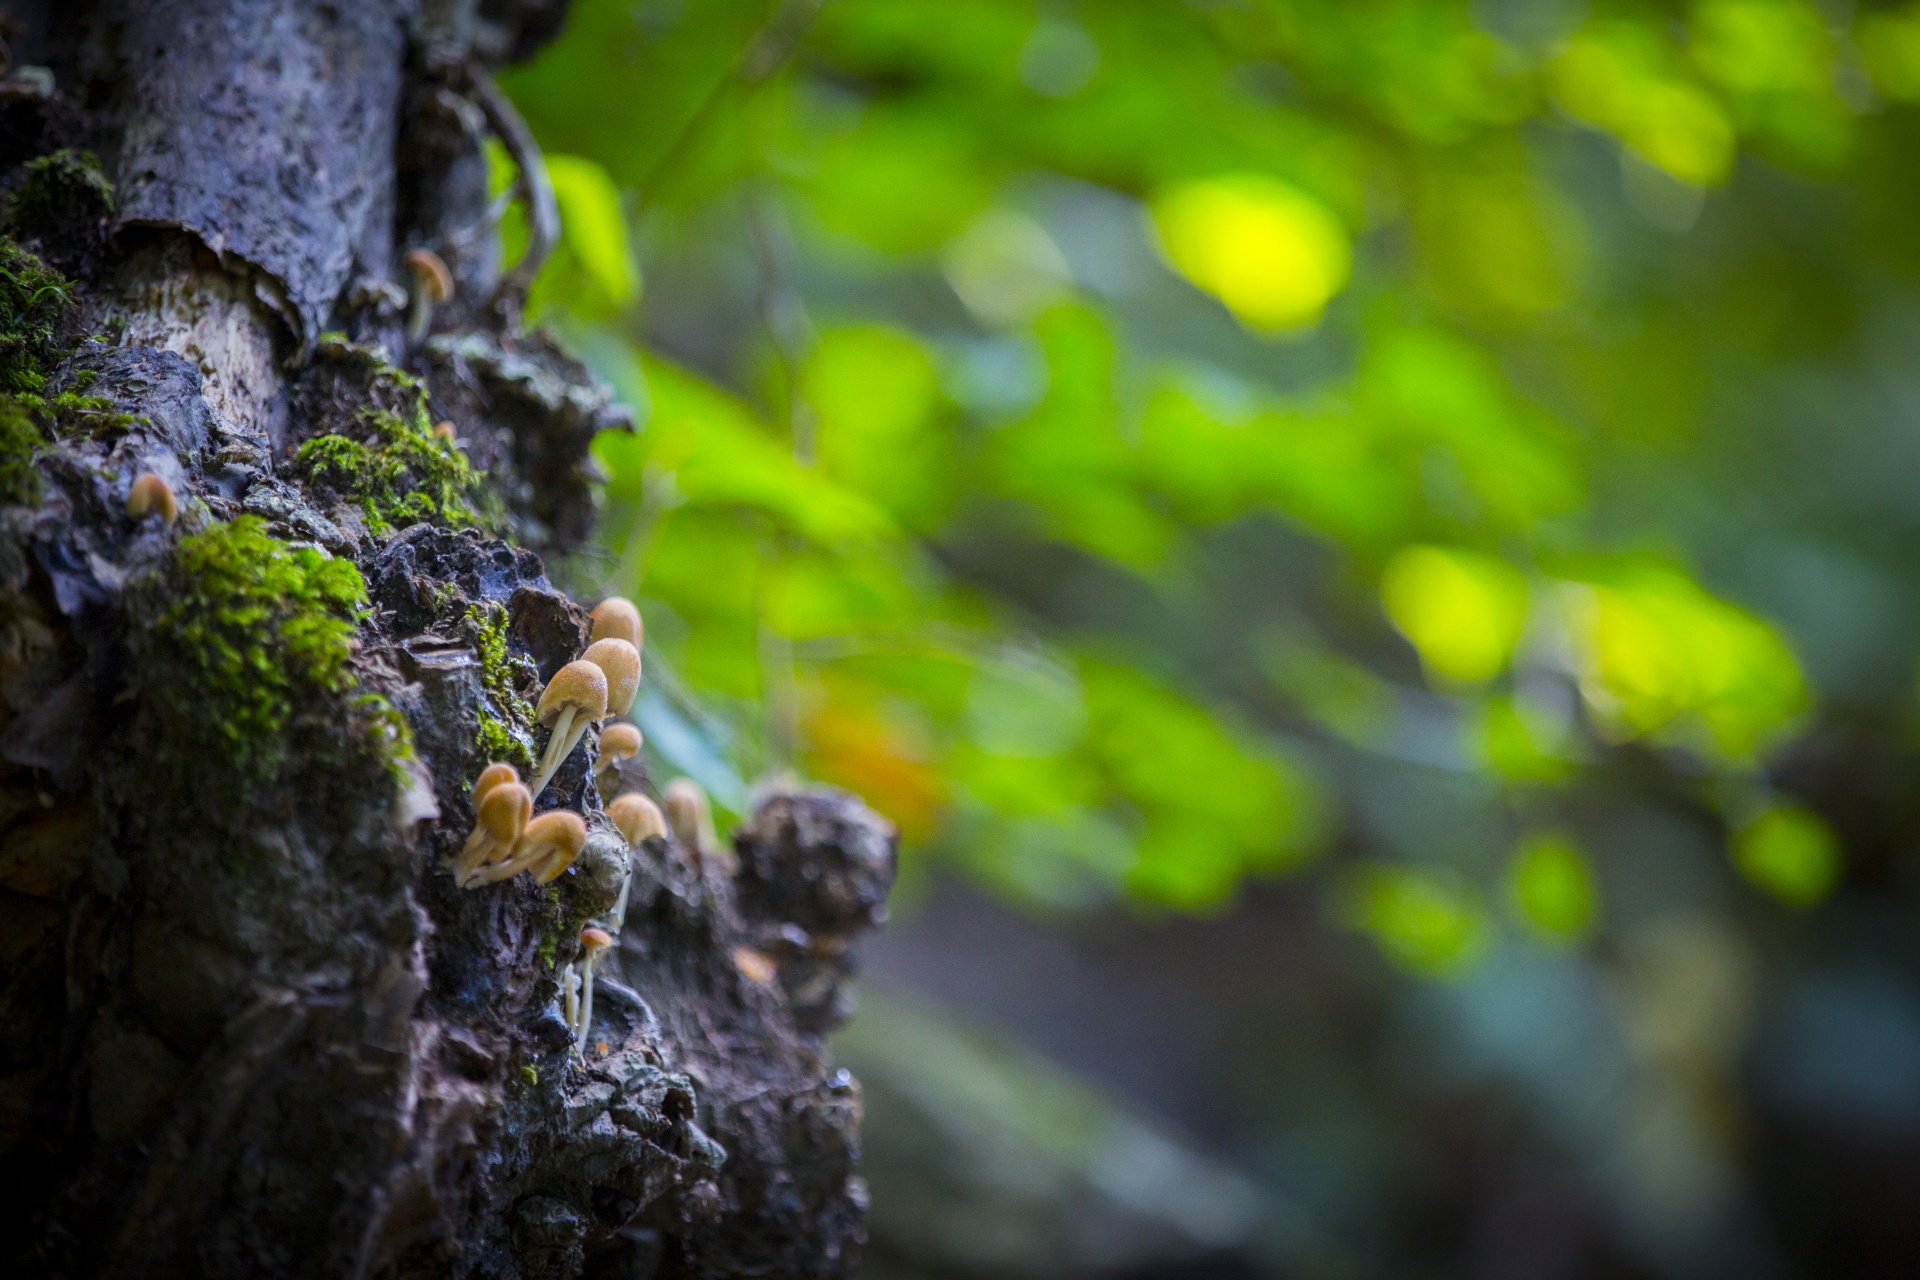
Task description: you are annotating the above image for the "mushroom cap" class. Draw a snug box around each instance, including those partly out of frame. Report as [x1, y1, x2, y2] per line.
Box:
[519, 809, 588, 859]
[403, 247, 454, 302]
[524, 810, 590, 884]
[589, 597, 643, 647]
[127, 472, 178, 522]
[662, 778, 711, 849]
[475, 781, 531, 842]
[432, 420, 457, 440]
[471, 762, 521, 809]
[580, 926, 614, 955]
[608, 792, 667, 846]
[581, 638, 641, 718]
[597, 723, 642, 766]
[534, 660, 609, 727]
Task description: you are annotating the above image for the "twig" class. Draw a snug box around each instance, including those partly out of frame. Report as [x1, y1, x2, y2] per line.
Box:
[634, 0, 826, 213]
[466, 66, 560, 321]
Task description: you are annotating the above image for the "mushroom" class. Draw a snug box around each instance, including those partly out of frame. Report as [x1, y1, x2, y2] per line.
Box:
[471, 761, 520, 807]
[404, 247, 454, 343]
[528, 660, 608, 800]
[608, 791, 667, 846]
[467, 809, 587, 886]
[126, 472, 178, 524]
[662, 777, 719, 870]
[561, 961, 582, 1043]
[453, 777, 531, 885]
[590, 596, 643, 648]
[432, 420, 457, 442]
[582, 637, 641, 718]
[574, 925, 616, 1049]
[594, 722, 642, 781]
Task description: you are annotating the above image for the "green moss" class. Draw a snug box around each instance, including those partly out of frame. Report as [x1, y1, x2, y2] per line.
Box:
[467, 602, 536, 768]
[476, 711, 534, 773]
[295, 408, 479, 536]
[0, 239, 72, 394]
[0, 396, 39, 507]
[138, 516, 369, 783]
[7, 150, 114, 239]
[537, 930, 559, 970]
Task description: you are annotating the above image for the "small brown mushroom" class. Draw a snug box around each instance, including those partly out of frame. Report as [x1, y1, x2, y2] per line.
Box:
[468, 809, 587, 887]
[574, 925, 617, 1049]
[471, 761, 520, 808]
[662, 777, 719, 870]
[608, 791, 667, 846]
[732, 946, 778, 986]
[454, 779, 531, 885]
[594, 722, 643, 780]
[432, 420, 457, 442]
[126, 472, 178, 524]
[589, 596, 643, 648]
[582, 637, 641, 719]
[528, 660, 609, 799]
[404, 247, 454, 343]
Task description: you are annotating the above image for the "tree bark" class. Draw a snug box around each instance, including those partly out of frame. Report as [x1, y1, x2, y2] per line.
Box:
[0, 4, 895, 1277]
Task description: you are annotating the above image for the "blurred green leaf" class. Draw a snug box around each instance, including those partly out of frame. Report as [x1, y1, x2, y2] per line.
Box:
[1509, 832, 1597, 941]
[1733, 804, 1841, 908]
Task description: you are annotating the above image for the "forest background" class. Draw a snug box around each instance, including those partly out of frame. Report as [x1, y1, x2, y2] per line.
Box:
[503, 1, 1920, 1274]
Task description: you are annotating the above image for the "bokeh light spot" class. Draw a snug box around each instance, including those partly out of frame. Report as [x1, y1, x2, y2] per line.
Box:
[1149, 174, 1351, 333]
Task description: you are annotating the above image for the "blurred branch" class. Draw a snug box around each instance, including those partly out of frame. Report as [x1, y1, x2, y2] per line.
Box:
[467, 65, 560, 318]
[634, 0, 826, 213]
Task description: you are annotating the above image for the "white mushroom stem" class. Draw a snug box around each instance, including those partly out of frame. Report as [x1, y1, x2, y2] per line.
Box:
[577, 953, 597, 1051]
[562, 962, 581, 1039]
[529, 703, 590, 800]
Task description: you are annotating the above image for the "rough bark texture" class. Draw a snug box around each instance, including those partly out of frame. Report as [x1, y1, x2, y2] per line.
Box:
[0, 4, 895, 1277]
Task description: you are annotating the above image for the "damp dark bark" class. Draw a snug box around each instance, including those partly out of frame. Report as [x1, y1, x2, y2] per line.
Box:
[0, 4, 895, 1277]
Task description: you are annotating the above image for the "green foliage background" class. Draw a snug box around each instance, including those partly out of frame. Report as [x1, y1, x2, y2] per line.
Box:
[499, 0, 1920, 957]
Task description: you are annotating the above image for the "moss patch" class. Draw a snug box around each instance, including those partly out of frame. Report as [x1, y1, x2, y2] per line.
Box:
[467, 603, 536, 770]
[0, 396, 39, 507]
[7, 150, 114, 240]
[0, 238, 72, 394]
[295, 409, 479, 535]
[136, 516, 369, 784]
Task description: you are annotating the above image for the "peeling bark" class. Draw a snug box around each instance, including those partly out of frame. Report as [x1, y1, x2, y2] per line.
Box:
[0, 4, 895, 1276]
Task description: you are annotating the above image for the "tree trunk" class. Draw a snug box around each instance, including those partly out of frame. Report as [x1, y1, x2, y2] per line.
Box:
[0, 4, 895, 1277]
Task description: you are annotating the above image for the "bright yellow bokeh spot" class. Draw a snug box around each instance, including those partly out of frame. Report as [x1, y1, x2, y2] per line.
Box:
[1150, 174, 1351, 333]
[1733, 804, 1840, 908]
[1381, 546, 1529, 685]
[1560, 568, 1805, 760]
[1510, 833, 1596, 940]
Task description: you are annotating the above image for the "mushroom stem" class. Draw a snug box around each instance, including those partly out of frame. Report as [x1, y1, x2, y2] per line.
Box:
[529, 704, 586, 799]
[562, 962, 580, 1039]
[577, 953, 596, 1050]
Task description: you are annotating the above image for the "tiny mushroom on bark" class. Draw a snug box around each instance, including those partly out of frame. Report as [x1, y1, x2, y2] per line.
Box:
[432, 420, 457, 442]
[608, 791, 667, 846]
[594, 722, 642, 780]
[663, 777, 719, 869]
[582, 637, 641, 718]
[589, 596, 643, 648]
[403, 247, 454, 343]
[574, 925, 617, 1049]
[528, 659, 608, 799]
[454, 775, 531, 886]
[126, 472, 178, 523]
[467, 809, 587, 887]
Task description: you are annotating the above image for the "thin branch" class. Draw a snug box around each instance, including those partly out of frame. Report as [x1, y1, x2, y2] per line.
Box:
[634, 0, 826, 213]
[466, 66, 560, 320]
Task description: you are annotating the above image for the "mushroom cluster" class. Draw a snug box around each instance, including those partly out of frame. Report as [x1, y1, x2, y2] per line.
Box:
[449, 594, 732, 1055]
